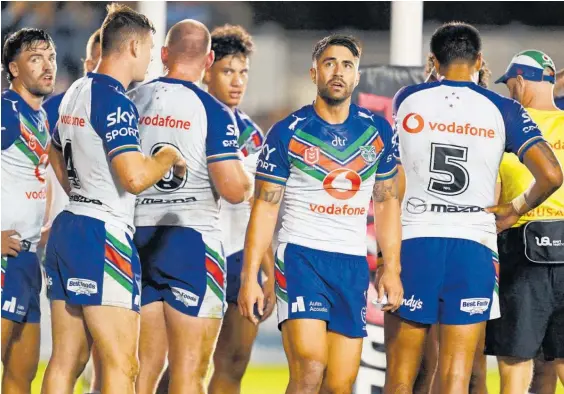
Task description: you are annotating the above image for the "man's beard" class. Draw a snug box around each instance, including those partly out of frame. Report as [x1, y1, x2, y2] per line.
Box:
[318, 84, 351, 106]
[28, 81, 54, 98]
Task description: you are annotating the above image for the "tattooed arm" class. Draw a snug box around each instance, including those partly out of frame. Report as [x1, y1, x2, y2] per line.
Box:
[373, 174, 402, 271]
[239, 180, 285, 323]
[519, 141, 563, 212]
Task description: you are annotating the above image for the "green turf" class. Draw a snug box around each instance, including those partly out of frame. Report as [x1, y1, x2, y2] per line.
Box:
[30, 362, 563, 393]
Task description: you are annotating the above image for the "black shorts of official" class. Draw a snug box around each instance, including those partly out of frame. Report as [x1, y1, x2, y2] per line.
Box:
[485, 222, 564, 361]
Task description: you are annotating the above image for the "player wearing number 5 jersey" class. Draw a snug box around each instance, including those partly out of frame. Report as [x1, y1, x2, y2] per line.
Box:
[239, 35, 402, 394]
[129, 20, 252, 394]
[384, 22, 563, 394]
[42, 5, 185, 394]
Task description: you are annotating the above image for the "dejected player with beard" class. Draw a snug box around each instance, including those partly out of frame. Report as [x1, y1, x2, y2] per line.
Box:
[1, 27, 56, 392]
[238, 34, 403, 394]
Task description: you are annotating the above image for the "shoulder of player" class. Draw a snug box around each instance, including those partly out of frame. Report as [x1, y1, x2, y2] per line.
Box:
[393, 81, 441, 111]
[234, 108, 263, 134]
[464, 83, 521, 112]
[1, 91, 21, 121]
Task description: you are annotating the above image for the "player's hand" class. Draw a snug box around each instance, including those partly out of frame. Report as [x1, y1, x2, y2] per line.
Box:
[260, 276, 276, 322]
[375, 265, 403, 312]
[238, 277, 264, 325]
[485, 202, 520, 233]
[172, 155, 187, 179]
[1, 230, 21, 257]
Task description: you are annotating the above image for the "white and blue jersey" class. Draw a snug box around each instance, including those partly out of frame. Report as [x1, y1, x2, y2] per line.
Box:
[393, 79, 544, 325]
[257, 103, 397, 256]
[220, 108, 265, 258]
[52, 72, 142, 235]
[128, 77, 242, 318]
[395, 79, 543, 251]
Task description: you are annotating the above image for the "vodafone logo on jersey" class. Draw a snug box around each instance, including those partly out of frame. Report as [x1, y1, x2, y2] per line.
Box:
[402, 112, 496, 139]
[139, 114, 191, 131]
[402, 113, 425, 133]
[322, 168, 362, 200]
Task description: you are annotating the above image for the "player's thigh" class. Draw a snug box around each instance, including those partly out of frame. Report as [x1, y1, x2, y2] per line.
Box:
[48, 300, 92, 371]
[384, 313, 428, 389]
[83, 305, 140, 368]
[486, 230, 553, 359]
[438, 322, 487, 383]
[2, 321, 40, 384]
[395, 238, 446, 325]
[164, 302, 222, 374]
[45, 212, 142, 313]
[281, 319, 328, 378]
[214, 302, 258, 365]
[138, 301, 168, 367]
[321, 331, 363, 393]
[1, 318, 16, 361]
[470, 326, 488, 394]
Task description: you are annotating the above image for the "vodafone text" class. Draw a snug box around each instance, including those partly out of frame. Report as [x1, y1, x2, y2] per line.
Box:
[309, 203, 366, 216]
[139, 114, 191, 130]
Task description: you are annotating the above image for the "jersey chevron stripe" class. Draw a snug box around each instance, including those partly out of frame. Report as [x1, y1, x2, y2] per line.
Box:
[20, 114, 48, 146]
[14, 139, 40, 165]
[104, 260, 133, 292]
[205, 245, 225, 271]
[295, 125, 377, 160]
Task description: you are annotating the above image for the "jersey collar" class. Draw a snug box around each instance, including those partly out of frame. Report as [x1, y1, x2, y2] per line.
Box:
[439, 79, 477, 87]
[157, 76, 198, 90]
[87, 72, 126, 93]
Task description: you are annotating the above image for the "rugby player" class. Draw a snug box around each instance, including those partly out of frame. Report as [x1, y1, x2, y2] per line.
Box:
[129, 20, 253, 394]
[410, 53, 492, 394]
[239, 34, 403, 394]
[42, 5, 186, 394]
[387, 22, 562, 394]
[43, 30, 102, 394]
[203, 25, 276, 394]
[1, 27, 56, 392]
[485, 50, 564, 393]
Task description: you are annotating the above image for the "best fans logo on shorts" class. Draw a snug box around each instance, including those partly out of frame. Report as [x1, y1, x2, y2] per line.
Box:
[67, 278, 98, 296]
[171, 287, 200, 307]
[460, 298, 490, 315]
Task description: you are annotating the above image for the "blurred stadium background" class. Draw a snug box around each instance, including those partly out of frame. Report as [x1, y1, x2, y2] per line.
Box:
[2, 1, 564, 393]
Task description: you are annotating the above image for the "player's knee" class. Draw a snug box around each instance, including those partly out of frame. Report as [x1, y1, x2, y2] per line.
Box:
[4, 361, 38, 387]
[289, 358, 325, 390]
[104, 350, 140, 382]
[219, 348, 252, 380]
[321, 375, 356, 394]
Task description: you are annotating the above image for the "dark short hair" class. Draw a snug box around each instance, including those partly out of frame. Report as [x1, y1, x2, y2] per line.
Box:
[100, 3, 155, 54]
[2, 28, 54, 82]
[211, 24, 255, 62]
[430, 22, 481, 67]
[312, 34, 361, 61]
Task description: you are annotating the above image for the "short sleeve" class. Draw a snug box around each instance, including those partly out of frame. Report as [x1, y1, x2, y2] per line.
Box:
[43, 92, 63, 135]
[375, 118, 398, 180]
[204, 102, 241, 164]
[503, 101, 544, 161]
[1, 97, 21, 150]
[91, 88, 141, 161]
[51, 124, 62, 151]
[255, 122, 292, 186]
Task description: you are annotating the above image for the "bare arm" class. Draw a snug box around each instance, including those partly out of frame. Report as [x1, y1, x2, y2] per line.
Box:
[516, 142, 563, 214]
[396, 164, 406, 204]
[48, 144, 71, 196]
[373, 174, 402, 271]
[111, 146, 184, 195]
[242, 180, 284, 282]
[208, 159, 253, 204]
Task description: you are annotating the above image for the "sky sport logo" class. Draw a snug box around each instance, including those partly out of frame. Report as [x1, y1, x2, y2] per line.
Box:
[402, 112, 496, 139]
[460, 298, 490, 315]
[67, 278, 98, 296]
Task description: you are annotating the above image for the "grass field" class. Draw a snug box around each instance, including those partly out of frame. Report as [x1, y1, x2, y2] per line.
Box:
[30, 362, 563, 393]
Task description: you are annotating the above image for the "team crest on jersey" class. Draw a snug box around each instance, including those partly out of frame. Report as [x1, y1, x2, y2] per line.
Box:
[304, 146, 320, 166]
[359, 145, 378, 164]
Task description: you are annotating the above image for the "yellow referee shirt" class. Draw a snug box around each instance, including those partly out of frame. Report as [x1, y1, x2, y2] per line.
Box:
[498, 107, 564, 227]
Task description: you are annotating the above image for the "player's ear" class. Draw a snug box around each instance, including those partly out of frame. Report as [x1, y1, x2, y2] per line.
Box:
[475, 52, 483, 73]
[8, 62, 19, 79]
[203, 67, 212, 85]
[131, 39, 139, 58]
[355, 69, 361, 88]
[310, 66, 317, 85]
[431, 55, 440, 78]
[205, 50, 215, 70]
[161, 46, 168, 66]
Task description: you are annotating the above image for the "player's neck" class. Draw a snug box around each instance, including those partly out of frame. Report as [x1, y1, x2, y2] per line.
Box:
[524, 96, 560, 112]
[440, 65, 476, 83]
[10, 81, 43, 111]
[96, 59, 132, 91]
[313, 97, 350, 124]
[165, 66, 203, 85]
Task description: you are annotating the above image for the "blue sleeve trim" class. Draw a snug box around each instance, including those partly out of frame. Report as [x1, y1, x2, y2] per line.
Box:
[518, 136, 545, 162]
[255, 172, 287, 186]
